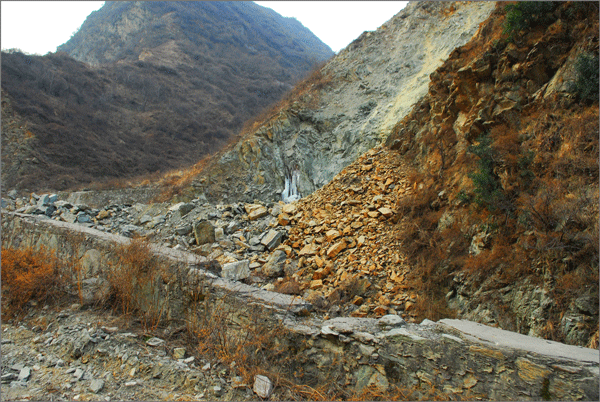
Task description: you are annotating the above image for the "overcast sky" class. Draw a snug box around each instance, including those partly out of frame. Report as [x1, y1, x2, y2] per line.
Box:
[1, 1, 408, 55]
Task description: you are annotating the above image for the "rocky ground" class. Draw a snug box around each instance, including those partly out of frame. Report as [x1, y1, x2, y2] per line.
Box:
[0, 303, 291, 401]
[1, 146, 418, 323]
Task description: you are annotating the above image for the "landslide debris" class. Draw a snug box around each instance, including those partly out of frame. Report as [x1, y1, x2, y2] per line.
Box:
[290, 1, 599, 346]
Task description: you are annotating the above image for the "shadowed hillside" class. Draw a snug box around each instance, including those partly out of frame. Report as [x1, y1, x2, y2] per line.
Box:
[1, 1, 333, 193]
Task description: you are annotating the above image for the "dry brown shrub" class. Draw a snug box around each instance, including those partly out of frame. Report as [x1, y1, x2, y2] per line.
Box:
[186, 294, 295, 391]
[106, 238, 165, 329]
[1, 246, 66, 319]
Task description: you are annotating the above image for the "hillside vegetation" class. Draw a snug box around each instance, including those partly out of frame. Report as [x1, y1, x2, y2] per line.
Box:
[384, 1, 599, 346]
[1, 1, 332, 193]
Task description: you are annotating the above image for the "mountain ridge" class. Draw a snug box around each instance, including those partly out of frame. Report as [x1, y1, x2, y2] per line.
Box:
[1, 1, 333, 193]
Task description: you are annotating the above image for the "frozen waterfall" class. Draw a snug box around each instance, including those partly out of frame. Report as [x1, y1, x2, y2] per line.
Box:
[282, 169, 301, 203]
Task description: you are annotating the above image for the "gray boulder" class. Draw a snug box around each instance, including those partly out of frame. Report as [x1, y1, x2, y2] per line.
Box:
[193, 221, 215, 245]
[221, 260, 250, 281]
[262, 250, 287, 277]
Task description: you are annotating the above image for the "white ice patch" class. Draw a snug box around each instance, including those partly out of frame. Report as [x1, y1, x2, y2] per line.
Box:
[282, 169, 301, 203]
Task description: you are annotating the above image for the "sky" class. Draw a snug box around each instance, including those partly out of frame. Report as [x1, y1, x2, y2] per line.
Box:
[1, 1, 408, 55]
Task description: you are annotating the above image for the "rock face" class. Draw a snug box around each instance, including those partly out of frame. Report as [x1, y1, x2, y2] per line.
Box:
[190, 1, 495, 203]
[1, 1, 333, 193]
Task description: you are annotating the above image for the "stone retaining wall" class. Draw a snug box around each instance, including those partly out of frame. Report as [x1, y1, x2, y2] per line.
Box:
[2, 212, 598, 400]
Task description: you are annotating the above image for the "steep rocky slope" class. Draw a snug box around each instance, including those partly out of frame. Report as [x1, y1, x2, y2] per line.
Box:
[285, 1, 599, 347]
[1, 1, 332, 194]
[160, 1, 496, 203]
[3, 0, 597, 351]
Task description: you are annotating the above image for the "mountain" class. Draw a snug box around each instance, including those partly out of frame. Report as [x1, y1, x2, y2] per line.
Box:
[1, 1, 333, 193]
[159, 1, 497, 203]
[144, 1, 598, 347]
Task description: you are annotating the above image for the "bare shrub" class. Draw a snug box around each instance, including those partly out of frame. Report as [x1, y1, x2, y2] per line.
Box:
[106, 238, 166, 330]
[1, 246, 66, 319]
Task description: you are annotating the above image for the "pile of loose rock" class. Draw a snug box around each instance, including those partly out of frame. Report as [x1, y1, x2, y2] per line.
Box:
[1, 146, 419, 322]
[0, 304, 285, 401]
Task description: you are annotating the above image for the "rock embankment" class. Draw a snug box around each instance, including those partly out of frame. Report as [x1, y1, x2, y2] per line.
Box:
[1, 210, 598, 401]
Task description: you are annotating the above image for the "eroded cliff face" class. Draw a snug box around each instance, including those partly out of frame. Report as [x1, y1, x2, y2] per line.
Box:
[190, 1, 495, 203]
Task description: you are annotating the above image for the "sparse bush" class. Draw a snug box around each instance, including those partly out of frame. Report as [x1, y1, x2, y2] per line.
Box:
[106, 238, 165, 327]
[186, 293, 295, 391]
[572, 52, 599, 102]
[503, 2, 557, 40]
[1, 246, 66, 319]
[468, 133, 506, 211]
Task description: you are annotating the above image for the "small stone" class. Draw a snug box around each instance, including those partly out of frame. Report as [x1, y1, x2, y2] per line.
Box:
[298, 243, 318, 256]
[463, 374, 478, 389]
[245, 204, 268, 221]
[169, 202, 194, 217]
[76, 212, 92, 224]
[221, 259, 250, 281]
[261, 229, 284, 250]
[327, 241, 347, 258]
[193, 220, 215, 245]
[89, 379, 104, 393]
[282, 203, 297, 215]
[175, 224, 192, 236]
[17, 367, 31, 382]
[262, 250, 287, 277]
[73, 368, 84, 381]
[253, 375, 274, 398]
[379, 314, 406, 328]
[173, 348, 186, 359]
[378, 207, 394, 218]
[146, 337, 165, 347]
[277, 213, 290, 226]
[214, 227, 225, 241]
[231, 376, 246, 388]
[1, 373, 18, 383]
[96, 210, 110, 220]
[325, 229, 341, 241]
[373, 306, 388, 315]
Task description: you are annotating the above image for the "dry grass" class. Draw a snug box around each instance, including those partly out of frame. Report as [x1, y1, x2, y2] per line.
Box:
[106, 238, 167, 330]
[1, 246, 67, 319]
[185, 293, 297, 394]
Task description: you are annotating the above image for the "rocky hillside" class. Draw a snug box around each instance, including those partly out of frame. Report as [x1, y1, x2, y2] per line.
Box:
[290, 1, 599, 347]
[2, 0, 597, 351]
[155, 1, 496, 203]
[1, 1, 332, 193]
